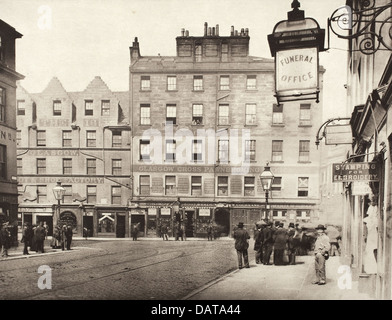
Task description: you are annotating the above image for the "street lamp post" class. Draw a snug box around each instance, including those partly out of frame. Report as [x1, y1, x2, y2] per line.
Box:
[260, 163, 275, 223]
[52, 181, 66, 225]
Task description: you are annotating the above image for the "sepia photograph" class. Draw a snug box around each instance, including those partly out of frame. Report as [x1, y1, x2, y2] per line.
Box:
[0, 0, 391, 312]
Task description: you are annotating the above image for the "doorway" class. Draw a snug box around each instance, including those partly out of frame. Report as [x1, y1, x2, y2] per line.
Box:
[36, 215, 53, 236]
[184, 210, 194, 237]
[214, 208, 230, 237]
[83, 216, 94, 237]
[116, 215, 126, 238]
[131, 214, 145, 237]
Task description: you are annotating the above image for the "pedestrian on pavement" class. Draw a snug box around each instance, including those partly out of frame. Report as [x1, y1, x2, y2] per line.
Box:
[43, 221, 49, 239]
[35, 222, 46, 253]
[21, 223, 33, 255]
[207, 223, 214, 241]
[132, 223, 139, 241]
[262, 222, 274, 265]
[253, 223, 264, 264]
[51, 225, 61, 248]
[273, 222, 288, 265]
[312, 224, 331, 285]
[0, 223, 11, 258]
[233, 222, 250, 269]
[177, 225, 184, 241]
[61, 224, 67, 251]
[161, 224, 169, 240]
[30, 224, 37, 252]
[287, 222, 300, 265]
[66, 225, 73, 250]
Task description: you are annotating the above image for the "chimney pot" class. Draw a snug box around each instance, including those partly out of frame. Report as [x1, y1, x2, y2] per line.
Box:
[231, 26, 234, 36]
[185, 30, 189, 37]
[204, 22, 208, 36]
[212, 27, 215, 36]
[216, 24, 219, 36]
[181, 28, 185, 37]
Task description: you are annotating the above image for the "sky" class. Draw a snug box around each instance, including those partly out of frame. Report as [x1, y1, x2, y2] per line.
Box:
[3, 0, 349, 120]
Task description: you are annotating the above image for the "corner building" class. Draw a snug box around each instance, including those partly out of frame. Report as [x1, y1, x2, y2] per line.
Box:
[129, 23, 325, 238]
[0, 20, 24, 225]
[16, 76, 131, 237]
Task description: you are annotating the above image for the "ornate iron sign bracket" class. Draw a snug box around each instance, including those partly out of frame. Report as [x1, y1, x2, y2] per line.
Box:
[328, 0, 392, 55]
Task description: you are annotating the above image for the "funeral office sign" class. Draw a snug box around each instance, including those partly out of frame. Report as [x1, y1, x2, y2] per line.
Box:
[275, 47, 319, 102]
[332, 162, 379, 182]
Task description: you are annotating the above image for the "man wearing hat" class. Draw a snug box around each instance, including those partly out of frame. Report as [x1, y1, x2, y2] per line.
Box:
[262, 222, 274, 265]
[233, 222, 250, 269]
[312, 224, 331, 285]
[287, 222, 299, 265]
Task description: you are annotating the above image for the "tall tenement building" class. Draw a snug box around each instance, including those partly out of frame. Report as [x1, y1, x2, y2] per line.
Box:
[16, 76, 131, 237]
[129, 23, 325, 238]
[0, 20, 24, 225]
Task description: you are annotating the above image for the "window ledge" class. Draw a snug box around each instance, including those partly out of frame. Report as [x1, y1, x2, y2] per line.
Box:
[298, 161, 311, 164]
[138, 159, 152, 163]
[166, 90, 178, 93]
[298, 124, 312, 127]
[245, 89, 258, 92]
[271, 124, 285, 127]
[271, 161, 284, 163]
[244, 124, 258, 127]
[192, 90, 204, 93]
[140, 90, 151, 92]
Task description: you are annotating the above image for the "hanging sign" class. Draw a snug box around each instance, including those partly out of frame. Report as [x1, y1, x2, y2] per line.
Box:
[325, 124, 353, 145]
[332, 162, 379, 182]
[276, 47, 318, 95]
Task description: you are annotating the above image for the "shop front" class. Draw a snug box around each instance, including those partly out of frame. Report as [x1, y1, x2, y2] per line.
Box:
[96, 208, 129, 238]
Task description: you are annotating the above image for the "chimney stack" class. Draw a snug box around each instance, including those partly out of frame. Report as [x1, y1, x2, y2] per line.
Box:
[204, 22, 208, 36]
[212, 27, 215, 36]
[231, 26, 234, 36]
[216, 24, 219, 36]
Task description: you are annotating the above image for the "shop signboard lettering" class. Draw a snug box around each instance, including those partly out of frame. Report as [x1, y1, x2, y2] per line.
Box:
[276, 47, 318, 94]
[332, 162, 379, 182]
[198, 209, 211, 216]
[160, 208, 171, 216]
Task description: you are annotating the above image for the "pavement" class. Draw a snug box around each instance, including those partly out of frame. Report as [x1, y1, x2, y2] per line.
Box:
[183, 254, 374, 300]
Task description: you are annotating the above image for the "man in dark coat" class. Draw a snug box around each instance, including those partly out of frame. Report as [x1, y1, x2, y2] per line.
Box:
[253, 224, 264, 264]
[233, 222, 250, 269]
[21, 223, 33, 255]
[35, 222, 46, 253]
[65, 225, 73, 250]
[0, 223, 11, 257]
[273, 222, 288, 265]
[288, 223, 300, 264]
[262, 222, 274, 265]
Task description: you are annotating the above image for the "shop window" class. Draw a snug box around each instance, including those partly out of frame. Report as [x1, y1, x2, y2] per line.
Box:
[141, 75, 150, 91]
[98, 212, 115, 233]
[16, 130, 21, 147]
[111, 186, 121, 205]
[87, 185, 97, 203]
[191, 176, 202, 196]
[62, 130, 72, 147]
[63, 158, 72, 175]
[140, 175, 150, 195]
[244, 176, 255, 196]
[298, 177, 309, 197]
[37, 130, 46, 147]
[165, 176, 176, 195]
[87, 159, 96, 175]
[217, 176, 228, 196]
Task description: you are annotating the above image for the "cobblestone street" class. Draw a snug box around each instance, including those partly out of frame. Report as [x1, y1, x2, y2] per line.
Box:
[0, 238, 238, 300]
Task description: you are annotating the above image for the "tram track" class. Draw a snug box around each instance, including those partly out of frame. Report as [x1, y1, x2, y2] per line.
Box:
[22, 248, 208, 300]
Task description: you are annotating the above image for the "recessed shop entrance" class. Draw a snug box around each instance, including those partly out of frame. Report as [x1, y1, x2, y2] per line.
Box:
[214, 208, 230, 237]
[184, 210, 194, 237]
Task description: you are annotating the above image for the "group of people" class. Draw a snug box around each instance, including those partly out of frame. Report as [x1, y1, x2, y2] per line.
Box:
[20, 222, 73, 256]
[233, 221, 332, 285]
